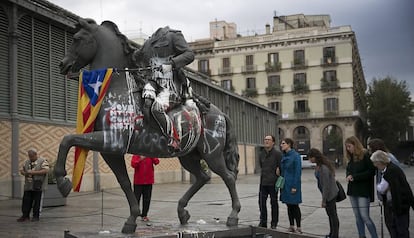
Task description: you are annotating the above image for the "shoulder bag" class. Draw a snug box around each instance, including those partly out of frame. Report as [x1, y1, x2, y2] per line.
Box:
[336, 180, 346, 202]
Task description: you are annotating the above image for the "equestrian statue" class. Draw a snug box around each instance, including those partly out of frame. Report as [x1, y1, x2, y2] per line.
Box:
[55, 18, 241, 234]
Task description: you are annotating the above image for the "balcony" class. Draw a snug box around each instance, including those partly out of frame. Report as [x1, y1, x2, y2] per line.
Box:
[265, 62, 281, 72]
[242, 88, 258, 98]
[321, 78, 340, 92]
[266, 85, 284, 96]
[218, 67, 233, 76]
[324, 110, 339, 117]
[281, 110, 361, 120]
[291, 59, 307, 70]
[292, 83, 310, 94]
[198, 69, 211, 76]
[294, 107, 310, 119]
[321, 56, 338, 67]
[241, 65, 257, 74]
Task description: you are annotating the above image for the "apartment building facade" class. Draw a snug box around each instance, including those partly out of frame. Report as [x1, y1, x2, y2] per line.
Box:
[189, 14, 367, 162]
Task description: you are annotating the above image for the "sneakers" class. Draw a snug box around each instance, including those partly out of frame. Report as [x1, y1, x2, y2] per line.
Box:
[31, 217, 39, 222]
[142, 216, 149, 222]
[258, 222, 267, 228]
[17, 216, 30, 222]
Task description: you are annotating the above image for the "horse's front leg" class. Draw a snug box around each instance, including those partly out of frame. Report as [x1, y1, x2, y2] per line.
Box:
[54, 132, 113, 197]
[101, 153, 139, 234]
[177, 153, 211, 225]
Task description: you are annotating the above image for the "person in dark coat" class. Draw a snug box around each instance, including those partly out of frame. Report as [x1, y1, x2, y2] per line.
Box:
[280, 138, 302, 233]
[131, 154, 160, 222]
[134, 26, 194, 151]
[345, 136, 378, 238]
[371, 150, 414, 238]
[258, 135, 282, 229]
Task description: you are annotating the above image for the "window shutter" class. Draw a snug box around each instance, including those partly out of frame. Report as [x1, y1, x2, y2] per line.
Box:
[0, 8, 9, 114]
[33, 18, 50, 118]
[17, 15, 33, 116]
[65, 34, 78, 122]
[50, 25, 66, 120]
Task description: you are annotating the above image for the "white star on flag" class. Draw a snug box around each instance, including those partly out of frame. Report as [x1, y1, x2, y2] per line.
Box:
[89, 75, 102, 96]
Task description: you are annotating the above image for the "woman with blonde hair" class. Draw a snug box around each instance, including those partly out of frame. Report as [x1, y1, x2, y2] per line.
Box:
[345, 136, 378, 238]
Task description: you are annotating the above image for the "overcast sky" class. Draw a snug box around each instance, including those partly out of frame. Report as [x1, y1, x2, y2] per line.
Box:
[49, 0, 414, 97]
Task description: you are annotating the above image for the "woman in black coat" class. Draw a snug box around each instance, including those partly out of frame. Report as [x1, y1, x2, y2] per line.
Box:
[371, 150, 414, 238]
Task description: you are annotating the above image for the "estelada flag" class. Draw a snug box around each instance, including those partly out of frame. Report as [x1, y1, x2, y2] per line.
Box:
[73, 68, 113, 191]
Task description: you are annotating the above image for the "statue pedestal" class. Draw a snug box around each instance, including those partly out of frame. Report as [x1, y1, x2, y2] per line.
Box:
[64, 226, 315, 238]
[43, 184, 67, 207]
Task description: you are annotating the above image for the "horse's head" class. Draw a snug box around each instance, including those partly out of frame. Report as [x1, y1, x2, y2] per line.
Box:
[59, 18, 139, 76]
[59, 18, 99, 75]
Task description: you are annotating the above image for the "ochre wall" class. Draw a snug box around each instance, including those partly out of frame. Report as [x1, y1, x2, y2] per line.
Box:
[0, 120, 257, 197]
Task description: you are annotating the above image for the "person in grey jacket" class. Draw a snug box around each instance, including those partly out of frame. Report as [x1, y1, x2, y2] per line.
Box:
[308, 148, 339, 238]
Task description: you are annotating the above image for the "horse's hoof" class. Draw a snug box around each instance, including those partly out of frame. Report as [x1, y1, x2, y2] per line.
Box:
[121, 222, 137, 234]
[57, 177, 72, 197]
[226, 217, 238, 226]
[178, 210, 190, 225]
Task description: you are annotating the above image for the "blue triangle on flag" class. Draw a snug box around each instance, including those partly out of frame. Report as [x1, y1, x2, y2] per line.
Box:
[82, 69, 108, 106]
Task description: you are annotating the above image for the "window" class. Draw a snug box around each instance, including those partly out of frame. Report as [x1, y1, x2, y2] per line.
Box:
[268, 53, 279, 64]
[221, 80, 232, 90]
[268, 75, 280, 87]
[323, 70, 337, 82]
[268, 101, 281, 112]
[323, 47, 336, 63]
[246, 77, 256, 89]
[220, 57, 231, 74]
[245, 55, 254, 65]
[198, 59, 209, 74]
[294, 73, 306, 85]
[295, 100, 308, 113]
[325, 98, 338, 112]
[222, 57, 230, 68]
[266, 52, 281, 72]
[294, 50, 305, 65]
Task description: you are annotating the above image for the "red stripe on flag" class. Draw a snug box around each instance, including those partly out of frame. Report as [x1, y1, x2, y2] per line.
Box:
[82, 104, 91, 125]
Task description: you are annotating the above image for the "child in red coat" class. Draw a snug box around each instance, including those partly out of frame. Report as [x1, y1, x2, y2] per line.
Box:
[131, 155, 159, 221]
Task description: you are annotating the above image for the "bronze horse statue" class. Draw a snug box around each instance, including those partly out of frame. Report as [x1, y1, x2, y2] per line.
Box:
[56, 18, 241, 234]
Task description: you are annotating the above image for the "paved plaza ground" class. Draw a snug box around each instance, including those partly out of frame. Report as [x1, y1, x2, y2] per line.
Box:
[0, 166, 413, 237]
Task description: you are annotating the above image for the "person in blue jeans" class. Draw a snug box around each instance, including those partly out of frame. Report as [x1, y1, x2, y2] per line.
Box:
[345, 136, 378, 238]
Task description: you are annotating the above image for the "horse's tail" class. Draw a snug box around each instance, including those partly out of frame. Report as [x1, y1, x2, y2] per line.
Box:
[223, 114, 240, 179]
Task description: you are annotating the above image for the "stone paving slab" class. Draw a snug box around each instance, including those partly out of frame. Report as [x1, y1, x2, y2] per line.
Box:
[1, 167, 413, 237]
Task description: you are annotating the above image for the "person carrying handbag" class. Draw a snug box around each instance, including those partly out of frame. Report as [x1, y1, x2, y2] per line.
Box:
[307, 148, 340, 238]
[17, 149, 49, 222]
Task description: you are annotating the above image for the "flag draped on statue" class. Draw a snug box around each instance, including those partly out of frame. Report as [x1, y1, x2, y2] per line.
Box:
[73, 68, 113, 191]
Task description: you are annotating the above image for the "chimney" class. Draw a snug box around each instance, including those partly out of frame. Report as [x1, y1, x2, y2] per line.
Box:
[265, 23, 270, 34]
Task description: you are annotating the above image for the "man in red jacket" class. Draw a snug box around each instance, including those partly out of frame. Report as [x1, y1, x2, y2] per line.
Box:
[131, 155, 160, 222]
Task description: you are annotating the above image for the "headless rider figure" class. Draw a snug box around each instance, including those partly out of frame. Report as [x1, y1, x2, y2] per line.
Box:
[134, 26, 195, 151]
